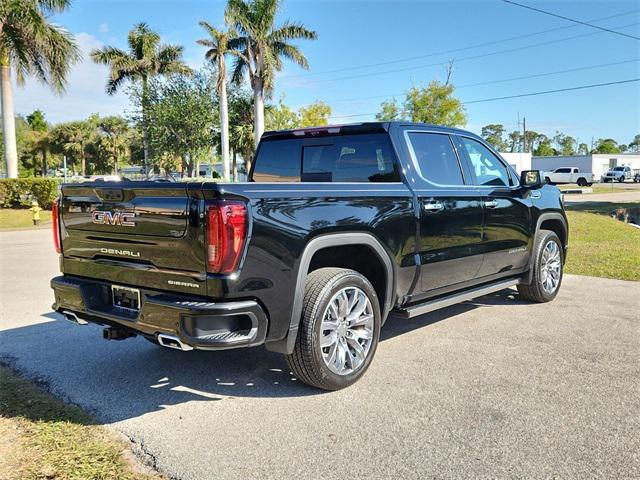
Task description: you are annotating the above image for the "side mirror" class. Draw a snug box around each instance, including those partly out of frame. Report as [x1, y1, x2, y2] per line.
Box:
[520, 170, 543, 188]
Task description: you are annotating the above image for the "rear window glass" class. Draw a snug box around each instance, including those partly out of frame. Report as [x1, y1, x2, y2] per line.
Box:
[252, 133, 400, 183]
[302, 134, 399, 182]
[252, 139, 301, 182]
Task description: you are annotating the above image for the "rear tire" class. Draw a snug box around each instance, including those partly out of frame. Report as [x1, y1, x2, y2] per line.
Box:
[577, 178, 586, 187]
[518, 229, 563, 303]
[545, 177, 552, 185]
[286, 268, 381, 391]
[618, 176, 625, 183]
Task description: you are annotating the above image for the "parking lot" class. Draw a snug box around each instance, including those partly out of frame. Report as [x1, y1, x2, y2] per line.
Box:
[1, 228, 639, 479]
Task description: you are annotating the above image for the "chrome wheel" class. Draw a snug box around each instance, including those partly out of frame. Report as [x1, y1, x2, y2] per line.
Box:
[320, 287, 374, 375]
[540, 240, 562, 294]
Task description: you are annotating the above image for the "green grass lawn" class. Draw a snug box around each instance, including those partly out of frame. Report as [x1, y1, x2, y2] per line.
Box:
[564, 204, 640, 281]
[0, 208, 52, 230]
[0, 365, 161, 480]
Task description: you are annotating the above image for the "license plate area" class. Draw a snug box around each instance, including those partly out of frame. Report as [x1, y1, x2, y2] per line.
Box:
[111, 285, 140, 312]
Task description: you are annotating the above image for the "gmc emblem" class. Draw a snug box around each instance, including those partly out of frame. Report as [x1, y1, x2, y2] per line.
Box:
[92, 210, 136, 227]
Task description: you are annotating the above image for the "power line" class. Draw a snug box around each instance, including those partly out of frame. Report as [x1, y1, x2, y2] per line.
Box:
[328, 78, 640, 119]
[464, 78, 640, 104]
[281, 9, 638, 79]
[302, 58, 639, 106]
[293, 21, 639, 86]
[501, 0, 640, 40]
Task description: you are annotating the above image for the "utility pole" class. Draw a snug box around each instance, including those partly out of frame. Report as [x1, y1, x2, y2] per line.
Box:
[522, 116, 527, 153]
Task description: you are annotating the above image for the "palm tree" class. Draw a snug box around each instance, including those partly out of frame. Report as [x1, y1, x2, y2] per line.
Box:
[225, 0, 316, 147]
[0, 0, 79, 178]
[91, 23, 191, 176]
[197, 22, 241, 182]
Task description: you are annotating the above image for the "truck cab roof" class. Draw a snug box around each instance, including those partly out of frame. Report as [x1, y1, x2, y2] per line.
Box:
[261, 121, 481, 141]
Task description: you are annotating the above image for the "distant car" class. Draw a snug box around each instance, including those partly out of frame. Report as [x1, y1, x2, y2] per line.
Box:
[543, 167, 594, 186]
[602, 166, 633, 183]
[633, 169, 640, 183]
[89, 175, 122, 182]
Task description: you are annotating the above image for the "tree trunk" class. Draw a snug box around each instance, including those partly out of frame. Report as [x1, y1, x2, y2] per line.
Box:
[142, 76, 150, 178]
[252, 79, 265, 149]
[80, 142, 86, 176]
[220, 81, 230, 182]
[1, 64, 19, 178]
[232, 150, 237, 182]
[41, 148, 47, 177]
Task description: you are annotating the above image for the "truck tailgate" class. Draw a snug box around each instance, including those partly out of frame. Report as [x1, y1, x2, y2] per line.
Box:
[59, 182, 208, 294]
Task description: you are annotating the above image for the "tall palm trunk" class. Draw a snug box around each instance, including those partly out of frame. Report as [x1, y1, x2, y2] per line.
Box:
[219, 81, 230, 182]
[142, 75, 150, 178]
[232, 150, 237, 182]
[1, 63, 19, 178]
[252, 78, 265, 148]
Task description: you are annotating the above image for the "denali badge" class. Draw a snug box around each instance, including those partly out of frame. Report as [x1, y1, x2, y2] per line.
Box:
[92, 210, 136, 227]
[100, 248, 140, 258]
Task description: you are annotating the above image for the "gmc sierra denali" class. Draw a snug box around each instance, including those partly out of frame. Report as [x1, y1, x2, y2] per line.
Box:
[51, 122, 568, 390]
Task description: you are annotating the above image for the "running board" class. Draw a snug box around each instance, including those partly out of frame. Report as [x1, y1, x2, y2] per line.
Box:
[396, 278, 521, 318]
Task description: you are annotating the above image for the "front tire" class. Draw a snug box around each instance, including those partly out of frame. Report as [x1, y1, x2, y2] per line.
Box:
[286, 268, 381, 391]
[577, 178, 586, 187]
[518, 230, 564, 303]
[618, 176, 625, 183]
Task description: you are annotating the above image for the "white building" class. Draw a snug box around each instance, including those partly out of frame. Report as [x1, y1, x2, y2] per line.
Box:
[499, 152, 532, 173]
[531, 153, 640, 179]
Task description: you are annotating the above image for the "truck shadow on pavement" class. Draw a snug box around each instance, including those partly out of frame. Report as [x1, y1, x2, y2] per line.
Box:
[0, 289, 529, 423]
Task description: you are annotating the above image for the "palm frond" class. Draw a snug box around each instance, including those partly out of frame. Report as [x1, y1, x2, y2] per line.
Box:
[269, 21, 317, 42]
[128, 22, 160, 60]
[225, 0, 255, 37]
[271, 41, 308, 69]
[230, 53, 248, 86]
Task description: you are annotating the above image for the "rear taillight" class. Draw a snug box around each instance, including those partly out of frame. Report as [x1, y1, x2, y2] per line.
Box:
[206, 202, 247, 273]
[52, 199, 62, 254]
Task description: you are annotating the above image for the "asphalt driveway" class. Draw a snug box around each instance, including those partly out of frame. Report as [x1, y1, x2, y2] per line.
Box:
[1, 228, 638, 479]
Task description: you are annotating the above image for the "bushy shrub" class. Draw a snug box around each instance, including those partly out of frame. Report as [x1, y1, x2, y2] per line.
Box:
[0, 178, 61, 209]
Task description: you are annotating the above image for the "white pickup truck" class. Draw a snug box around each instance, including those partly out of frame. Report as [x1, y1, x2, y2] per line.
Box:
[543, 167, 594, 186]
[601, 166, 634, 183]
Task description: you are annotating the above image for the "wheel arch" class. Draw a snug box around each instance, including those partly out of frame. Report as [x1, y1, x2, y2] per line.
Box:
[524, 212, 568, 285]
[267, 232, 395, 354]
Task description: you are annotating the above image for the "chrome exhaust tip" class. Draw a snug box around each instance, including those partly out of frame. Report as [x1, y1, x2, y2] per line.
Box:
[62, 310, 88, 325]
[157, 333, 193, 351]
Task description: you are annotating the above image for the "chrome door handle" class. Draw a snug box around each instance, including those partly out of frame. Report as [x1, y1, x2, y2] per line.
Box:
[424, 201, 444, 212]
[484, 199, 499, 208]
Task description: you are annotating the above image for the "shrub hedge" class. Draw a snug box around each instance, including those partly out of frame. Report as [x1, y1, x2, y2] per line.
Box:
[0, 178, 61, 209]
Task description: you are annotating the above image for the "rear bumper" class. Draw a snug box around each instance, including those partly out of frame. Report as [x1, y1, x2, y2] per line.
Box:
[51, 275, 268, 350]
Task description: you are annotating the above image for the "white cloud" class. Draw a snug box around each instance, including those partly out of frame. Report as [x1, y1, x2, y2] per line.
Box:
[98, 23, 109, 34]
[13, 32, 130, 123]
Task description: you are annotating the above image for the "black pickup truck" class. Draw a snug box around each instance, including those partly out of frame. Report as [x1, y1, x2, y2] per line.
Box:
[51, 122, 568, 390]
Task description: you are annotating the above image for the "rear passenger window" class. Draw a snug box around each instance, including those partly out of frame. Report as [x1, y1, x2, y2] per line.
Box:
[301, 133, 400, 182]
[252, 139, 301, 182]
[407, 132, 464, 185]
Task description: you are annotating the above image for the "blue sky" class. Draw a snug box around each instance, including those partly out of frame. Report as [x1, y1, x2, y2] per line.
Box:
[17, 0, 640, 146]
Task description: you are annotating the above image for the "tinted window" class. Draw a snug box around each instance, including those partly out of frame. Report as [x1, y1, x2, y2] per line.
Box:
[556, 168, 571, 173]
[460, 137, 512, 187]
[252, 139, 301, 182]
[301, 133, 399, 182]
[407, 132, 464, 185]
